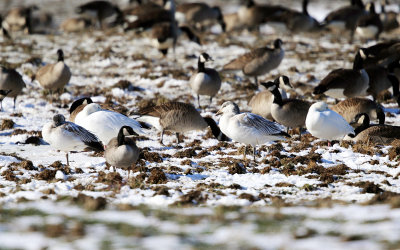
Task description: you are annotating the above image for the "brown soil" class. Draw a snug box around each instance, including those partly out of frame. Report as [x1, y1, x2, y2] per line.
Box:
[228, 163, 246, 175]
[36, 169, 57, 181]
[147, 167, 167, 184]
[74, 193, 107, 211]
[1, 119, 14, 130]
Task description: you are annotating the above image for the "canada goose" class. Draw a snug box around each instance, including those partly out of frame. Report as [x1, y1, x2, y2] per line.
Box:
[266, 82, 311, 138]
[217, 101, 290, 161]
[34, 49, 71, 98]
[223, 13, 244, 32]
[150, 21, 200, 55]
[380, 0, 399, 32]
[361, 40, 400, 67]
[355, 2, 383, 40]
[137, 102, 228, 144]
[75, 0, 123, 29]
[2, 5, 38, 34]
[331, 98, 385, 126]
[322, 0, 366, 42]
[306, 102, 355, 145]
[0, 16, 11, 40]
[75, 103, 144, 145]
[42, 114, 104, 166]
[60, 17, 92, 33]
[248, 75, 292, 120]
[0, 66, 26, 111]
[69, 97, 94, 122]
[313, 49, 369, 99]
[189, 53, 221, 108]
[175, 3, 225, 32]
[345, 113, 400, 144]
[105, 126, 140, 175]
[365, 65, 400, 105]
[223, 38, 284, 85]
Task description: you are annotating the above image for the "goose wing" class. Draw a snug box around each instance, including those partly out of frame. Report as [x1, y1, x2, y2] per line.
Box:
[223, 48, 268, 70]
[240, 113, 287, 136]
[62, 122, 103, 151]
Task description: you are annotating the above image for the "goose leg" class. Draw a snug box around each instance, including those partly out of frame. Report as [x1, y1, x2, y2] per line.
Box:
[66, 153, 69, 166]
[176, 132, 181, 143]
[197, 94, 201, 108]
[13, 97, 16, 110]
[254, 76, 258, 85]
[253, 146, 256, 161]
[160, 130, 165, 145]
[209, 96, 213, 106]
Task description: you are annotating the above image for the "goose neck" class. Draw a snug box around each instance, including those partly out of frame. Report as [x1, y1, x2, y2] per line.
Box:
[198, 57, 205, 72]
[117, 129, 126, 146]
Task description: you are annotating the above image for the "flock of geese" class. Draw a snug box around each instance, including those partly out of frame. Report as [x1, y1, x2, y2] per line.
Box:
[1, 0, 400, 175]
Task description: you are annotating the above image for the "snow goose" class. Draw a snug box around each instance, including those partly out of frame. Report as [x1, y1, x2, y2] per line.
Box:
[355, 3, 383, 40]
[42, 114, 104, 165]
[331, 97, 385, 125]
[75, 103, 144, 145]
[266, 81, 311, 139]
[69, 97, 93, 122]
[345, 113, 400, 144]
[306, 102, 354, 145]
[105, 126, 140, 175]
[137, 102, 228, 144]
[223, 39, 284, 85]
[249, 75, 292, 120]
[189, 53, 221, 108]
[217, 101, 290, 161]
[34, 49, 71, 98]
[313, 49, 369, 99]
[0, 66, 26, 111]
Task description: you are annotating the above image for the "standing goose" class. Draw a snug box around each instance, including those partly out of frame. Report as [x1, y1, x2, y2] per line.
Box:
[313, 49, 369, 99]
[2, 5, 37, 34]
[355, 2, 383, 40]
[69, 97, 94, 122]
[217, 101, 290, 161]
[266, 82, 311, 138]
[380, 0, 399, 32]
[361, 40, 400, 67]
[42, 114, 104, 166]
[137, 102, 228, 144]
[306, 102, 354, 145]
[223, 39, 284, 85]
[75, 103, 144, 145]
[345, 113, 400, 144]
[189, 53, 221, 108]
[365, 64, 400, 106]
[249, 75, 292, 120]
[34, 49, 71, 99]
[0, 66, 26, 111]
[75, 0, 123, 29]
[331, 97, 385, 125]
[105, 126, 140, 175]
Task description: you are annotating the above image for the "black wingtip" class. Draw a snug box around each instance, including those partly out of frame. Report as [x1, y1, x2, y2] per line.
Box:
[85, 141, 104, 152]
[277, 131, 291, 138]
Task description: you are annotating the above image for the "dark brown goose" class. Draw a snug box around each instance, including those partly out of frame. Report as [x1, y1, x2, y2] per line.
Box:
[355, 2, 383, 40]
[331, 97, 385, 125]
[361, 40, 400, 67]
[137, 102, 228, 144]
[223, 39, 284, 85]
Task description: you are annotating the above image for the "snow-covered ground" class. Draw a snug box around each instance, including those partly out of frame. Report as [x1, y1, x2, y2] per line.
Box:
[1, 0, 400, 249]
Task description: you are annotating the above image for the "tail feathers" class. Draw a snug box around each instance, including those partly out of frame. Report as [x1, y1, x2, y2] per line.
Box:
[85, 141, 104, 152]
[275, 131, 291, 139]
[136, 116, 163, 131]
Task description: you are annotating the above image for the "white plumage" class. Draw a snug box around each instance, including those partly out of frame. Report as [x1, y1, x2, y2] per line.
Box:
[75, 103, 144, 144]
[306, 102, 354, 141]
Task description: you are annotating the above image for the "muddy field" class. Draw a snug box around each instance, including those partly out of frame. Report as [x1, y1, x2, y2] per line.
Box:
[1, 0, 400, 249]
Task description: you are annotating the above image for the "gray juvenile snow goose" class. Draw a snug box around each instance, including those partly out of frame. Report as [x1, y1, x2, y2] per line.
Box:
[217, 101, 290, 161]
[0, 66, 26, 111]
[249, 75, 292, 120]
[331, 97, 385, 125]
[105, 126, 140, 175]
[313, 49, 369, 99]
[34, 49, 71, 98]
[42, 114, 104, 166]
[223, 39, 284, 85]
[137, 102, 228, 144]
[266, 81, 311, 138]
[345, 113, 400, 144]
[189, 53, 221, 108]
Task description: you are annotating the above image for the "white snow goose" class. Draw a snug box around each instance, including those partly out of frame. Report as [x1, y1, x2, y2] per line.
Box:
[217, 101, 290, 161]
[42, 114, 104, 165]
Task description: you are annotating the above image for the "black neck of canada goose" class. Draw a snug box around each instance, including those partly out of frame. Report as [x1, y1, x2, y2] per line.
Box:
[268, 84, 284, 106]
[180, 26, 201, 45]
[203, 116, 230, 141]
[117, 126, 137, 146]
[302, 0, 309, 16]
[354, 113, 370, 135]
[274, 39, 282, 49]
[57, 49, 64, 62]
[198, 57, 205, 73]
[274, 75, 291, 88]
[69, 97, 93, 114]
[366, 2, 376, 14]
[214, 6, 226, 32]
[353, 50, 366, 71]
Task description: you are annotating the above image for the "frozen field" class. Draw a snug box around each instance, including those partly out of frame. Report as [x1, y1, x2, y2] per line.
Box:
[1, 0, 400, 249]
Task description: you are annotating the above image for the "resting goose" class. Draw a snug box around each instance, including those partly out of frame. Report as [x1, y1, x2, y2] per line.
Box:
[175, 3, 225, 32]
[313, 49, 369, 99]
[189, 53, 221, 108]
[137, 102, 228, 144]
[105, 126, 140, 175]
[34, 49, 71, 98]
[223, 39, 284, 85]
[331, 97, 385, 125]
[248, 75, 292, 120]
[306, 102, 354, 145]
[69, 97, 94, 122]
[345, 113, 400, 144]
[0, 66, 26, 111]
[217, 101, 290, 161]
[42, 114, 104, 166]
[355, 2, 383, 40]
[75, 103, 144, 145]
[266, 82, 311, 138]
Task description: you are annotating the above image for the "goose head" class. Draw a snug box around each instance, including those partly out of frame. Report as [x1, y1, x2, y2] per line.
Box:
[216, 101, 240, 115]
[273, 39, 283, 49]
[199, 52, 213, 63]
[118, 125, 139, 146]
[353, 48, 367, 70]
[57, 49, 64, 62]
[69, 97, 93, 114]
[53, 114, 66, 127]
[275, 75, 292, 90]
[82, 103, 102, 116]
